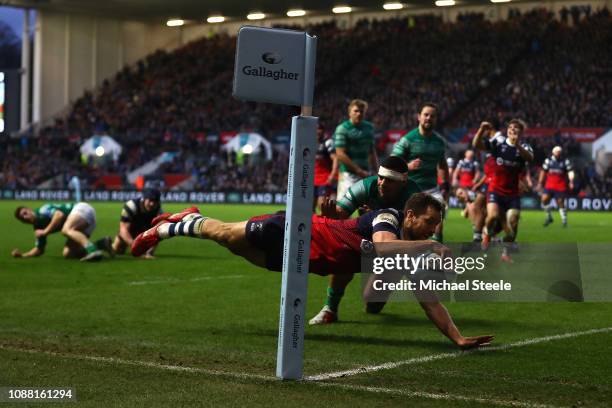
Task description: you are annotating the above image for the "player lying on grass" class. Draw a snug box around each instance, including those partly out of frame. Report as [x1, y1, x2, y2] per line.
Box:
[13, 202, 113, 261]
[132, 193, 493, 349]
[309, 156, 422, 325]
[113, 188, 163, 259]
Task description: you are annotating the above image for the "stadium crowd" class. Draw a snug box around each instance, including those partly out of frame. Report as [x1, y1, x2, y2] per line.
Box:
[0, 6, 610, 197]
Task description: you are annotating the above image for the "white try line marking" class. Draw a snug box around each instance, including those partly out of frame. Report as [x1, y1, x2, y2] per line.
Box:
[128, 275, 245, 286]
[317, 382, 558, 408]
[305, 326, 612, 381]
[0, 345, 558, 408]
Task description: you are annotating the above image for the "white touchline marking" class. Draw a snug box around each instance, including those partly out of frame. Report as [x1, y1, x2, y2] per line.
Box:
[305, 327, 612, 381]
[0, 345, 273, 381]
[128, 275, 245, 286]
[317, 382, 559, 408]
[0, 345, 559, 407]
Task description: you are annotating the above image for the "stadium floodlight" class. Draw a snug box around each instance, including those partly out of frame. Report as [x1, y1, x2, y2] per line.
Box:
[383, 2, 404, 10]
[332, 6, 352, 13]
[287, 9, 306, 17]
[490, 0, 511, 2]
[166, 19, 184, 27]
[435, 0, 455, 6]
[247, 12, 266, 20]
[95, 146, 105, 157]
[233, 26, 317, 380]
[242, 144, 254, 154]
[207, 16, 225, 23]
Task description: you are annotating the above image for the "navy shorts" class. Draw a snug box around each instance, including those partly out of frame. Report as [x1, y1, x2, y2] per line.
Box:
[245, 212, 286, 271]
[314, 184, 334, 198]
[487, 192, 521, 213]
[543, 189, 567, 199]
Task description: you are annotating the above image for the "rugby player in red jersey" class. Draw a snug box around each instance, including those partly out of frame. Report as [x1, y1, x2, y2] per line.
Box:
[313, 122, 338, 212]
[131, 193, 493, 349]
[537, 146, 575, 227]
[472, 119, 534, 257]
[453, 150, 481, 190]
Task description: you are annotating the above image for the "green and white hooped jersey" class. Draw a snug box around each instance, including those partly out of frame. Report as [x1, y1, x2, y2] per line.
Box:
[33, 203, 75, 249]
[333, 119, 375, 174]
[337, 175, 422, 215]
[392, 128, 447, 190]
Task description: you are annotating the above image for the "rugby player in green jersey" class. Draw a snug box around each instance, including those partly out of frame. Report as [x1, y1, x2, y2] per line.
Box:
[392, 102, 449, 242]
[12, 202, 112, 261]
[309, 156, 424, 325]
[334, 99, 379, 199]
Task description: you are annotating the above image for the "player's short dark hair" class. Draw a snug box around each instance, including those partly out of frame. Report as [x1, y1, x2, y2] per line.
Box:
[508, 118, 527, 130]
[142, 188, 161, 202]
[419, 101, 438, 114]
[404, 193, 444, 216]
[380, 156, 408, 173]
[14, 206, 25, 220]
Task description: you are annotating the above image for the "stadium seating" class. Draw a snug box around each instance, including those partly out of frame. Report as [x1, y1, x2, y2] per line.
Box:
[0, 7, 610, 197]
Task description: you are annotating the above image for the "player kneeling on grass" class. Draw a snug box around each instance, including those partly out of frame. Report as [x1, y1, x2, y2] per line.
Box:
[12, 202, 113, 261]
[310, 156, 421, 325]
[113, 188, 163, 259]
[132, 193, 493, 349]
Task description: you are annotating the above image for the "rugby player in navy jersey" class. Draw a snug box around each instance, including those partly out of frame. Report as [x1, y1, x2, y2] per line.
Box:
[473, 119, 534, 260]
[131, 193, 493, 349]
[537, 146, 575, 227]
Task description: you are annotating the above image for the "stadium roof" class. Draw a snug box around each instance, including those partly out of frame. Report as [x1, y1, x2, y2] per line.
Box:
[4, 0, 527, 22]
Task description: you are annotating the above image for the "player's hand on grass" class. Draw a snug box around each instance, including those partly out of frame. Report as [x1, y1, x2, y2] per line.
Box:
[457, 335, 495, 350]
[35, 229, 47, 238]
[11, 249, 22, 258]
[143, 254, 156, 260]
[408, 159, 422, 171]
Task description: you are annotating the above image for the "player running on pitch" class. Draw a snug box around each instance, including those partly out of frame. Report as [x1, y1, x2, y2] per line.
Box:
[309, 156, 422, 325]
[13, 202, 113, 261]
[132, 193, 493, 350]
[334, 99, 378, 200]
[472, 119, 533, 260]
[112, 188, 163, 258]
[392, 102, 449, 242]
[537, 146, 575, 227]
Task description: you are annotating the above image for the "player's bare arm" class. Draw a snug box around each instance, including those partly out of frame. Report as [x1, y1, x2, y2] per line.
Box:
[11, 247, 43, 258]
[36, 211, 66, 238]
[472, 121, 492, 151]
[328, 153, 339, 185]
[336, 147, 368, 177]
[119, 221, 134, 246]
[368, 145, 379, 174]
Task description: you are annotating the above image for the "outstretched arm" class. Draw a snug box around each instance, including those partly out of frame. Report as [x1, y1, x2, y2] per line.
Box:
[12, 247, 43, 258]
[472, 122, 492, 151]
[419, 300, 494, 349]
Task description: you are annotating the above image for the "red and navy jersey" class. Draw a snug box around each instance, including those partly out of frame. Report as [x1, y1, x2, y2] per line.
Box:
[543, 156, 573, 191]
[314, 137, 335, 186]
[456, 159, 480, 188]
[310, 209, 403, 275]
[483, 135, 532, 196]
[482, 153, 495, 185]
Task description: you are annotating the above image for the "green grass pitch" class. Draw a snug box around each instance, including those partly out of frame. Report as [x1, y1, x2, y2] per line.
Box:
[1, 201, 611, 407]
